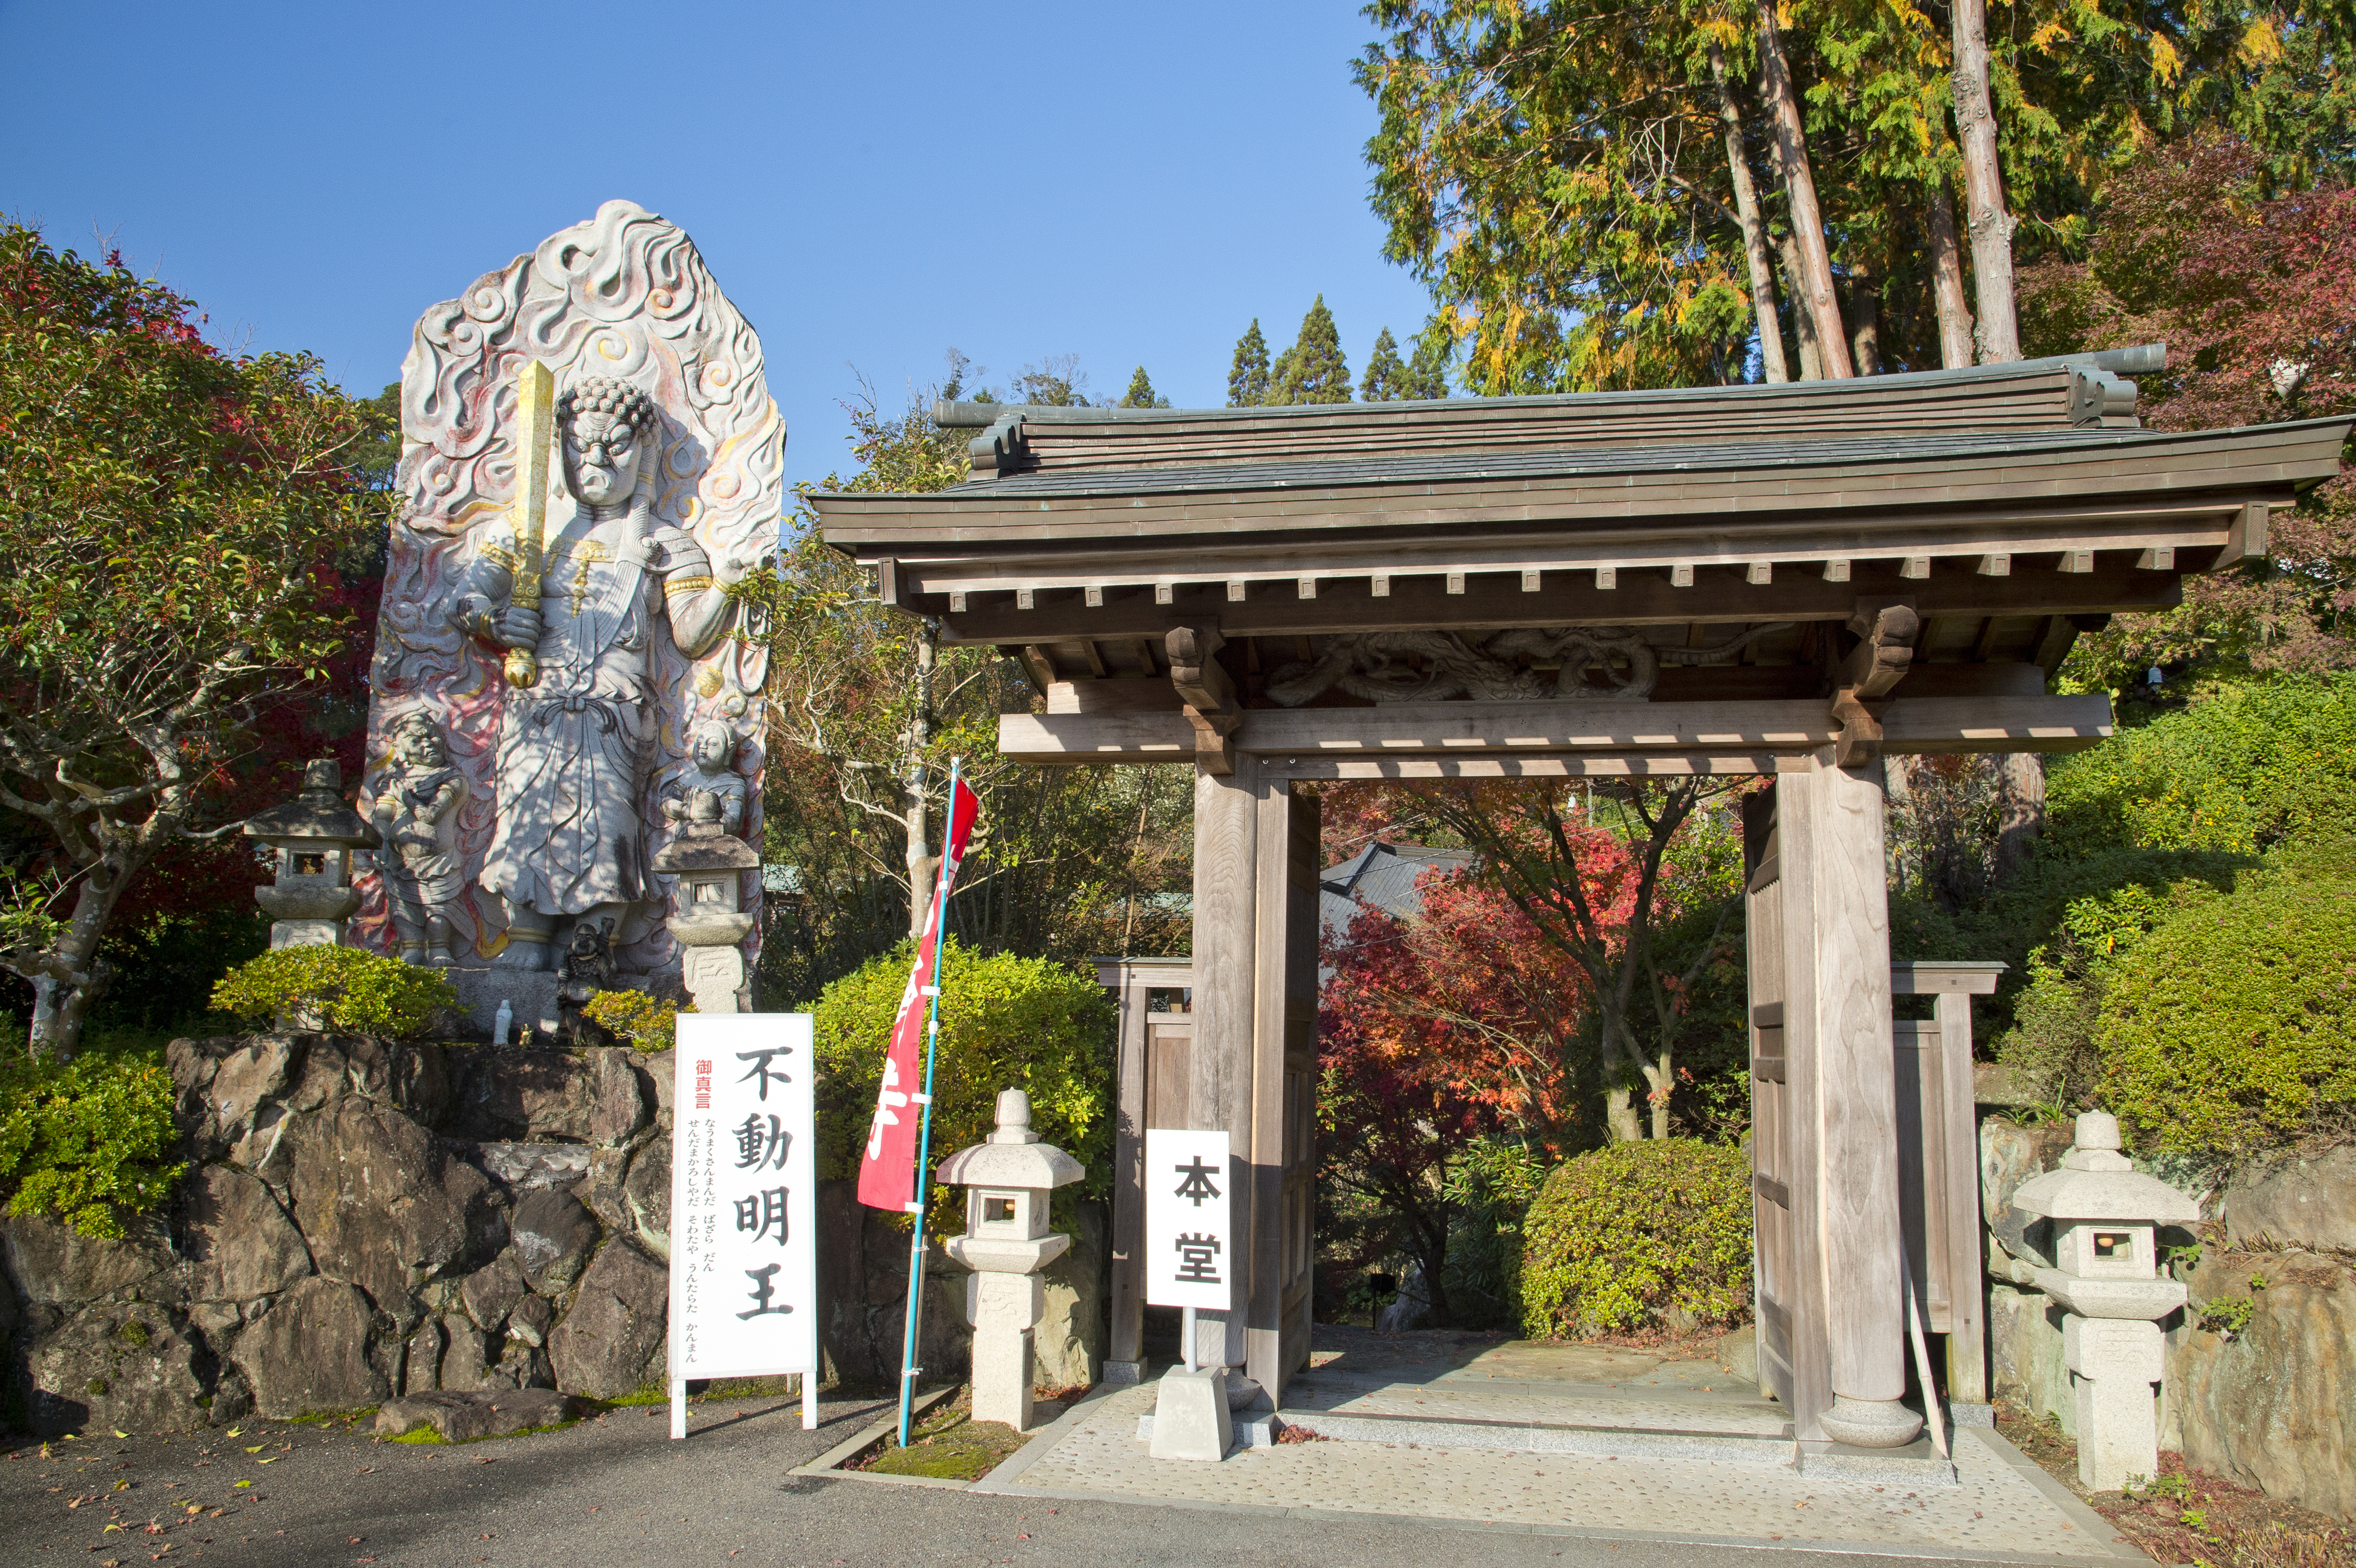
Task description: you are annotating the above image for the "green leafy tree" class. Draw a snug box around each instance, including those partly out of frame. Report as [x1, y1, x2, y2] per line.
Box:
[1227, 319, 1271, 407]
[763, 361, 1196, 1001]
[1120, 366, 1171, 408]
[0, 224, 380, 1060]
[1268, 296, 1352, 405]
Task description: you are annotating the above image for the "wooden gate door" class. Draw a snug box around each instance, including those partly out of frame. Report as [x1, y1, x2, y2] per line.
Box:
[1742, 783, 1829, 1434]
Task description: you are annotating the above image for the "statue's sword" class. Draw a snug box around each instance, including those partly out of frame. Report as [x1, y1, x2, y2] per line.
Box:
[503, 359, 555, 689]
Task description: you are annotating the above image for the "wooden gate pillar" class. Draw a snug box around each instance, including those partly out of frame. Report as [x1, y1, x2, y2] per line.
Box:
[1751, 751, 1922, 1448]
[1187, 755, 1317, 1401]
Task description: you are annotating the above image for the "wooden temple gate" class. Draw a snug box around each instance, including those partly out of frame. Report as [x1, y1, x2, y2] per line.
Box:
[813, 348, 2347, 1443]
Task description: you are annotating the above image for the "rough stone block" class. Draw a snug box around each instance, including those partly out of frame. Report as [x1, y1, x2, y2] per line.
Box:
[1981, 1119, 2073, 1268]
[0, 1213, 176, 1307]
[2222, 1147, 2356, 1256]
[439, 1318, 495, 1392]
[284, 1098, 474, 1310]
[1147, 1366, 1233, 1463]
[236, 1276, 387, 1418]
[376, 1390, 495, 1443]
[460, 1252, 527, 1332]
[547, 1240, 666, 1399]
[622, 1134, 671, 1261]
[446, 970, 562, 1041]
[507, 1293, 553, 1349]
[509, 1188, 598, 1292]
[2171, 1252, 2356, 1520]
[183, 1165, 312, 1304]
[589, 1049, 650, 1146]
[22, 1306, 210, 1437]
[403, 1318, 446, 1394]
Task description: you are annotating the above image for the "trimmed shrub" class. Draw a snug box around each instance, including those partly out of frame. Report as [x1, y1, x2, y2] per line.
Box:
[2097, 841, 2356, 1156]
[0, 1037, 184, 1238]
[809, 940, 1114, 1207]
[210, 945, 457, 1038]
[2047, 676, 2356, 856]
[1520, 1139, 1752, 1338]
[581, 990, 686, 1051]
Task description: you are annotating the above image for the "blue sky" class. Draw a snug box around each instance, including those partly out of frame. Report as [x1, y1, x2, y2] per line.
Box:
[1, 2, 1433, 484]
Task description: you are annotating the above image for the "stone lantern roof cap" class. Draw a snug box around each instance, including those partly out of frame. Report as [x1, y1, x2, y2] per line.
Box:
[242, 759, 380, 849]
[934, 1089, 1084, 1190]
[2011, 1113, 2198, 1223]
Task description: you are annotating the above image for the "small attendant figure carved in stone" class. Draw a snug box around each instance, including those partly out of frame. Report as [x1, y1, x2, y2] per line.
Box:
[555, 916, 618, 1041]
[366, 713, 468, 965]
[661, 722, 748, 841]
[449, 376, 739, 971]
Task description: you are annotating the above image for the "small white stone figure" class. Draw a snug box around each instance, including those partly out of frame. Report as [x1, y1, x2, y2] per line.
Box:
[366, 713, 468, 966]
[451, 376, 739, 971]
[661, 722, 748, 841]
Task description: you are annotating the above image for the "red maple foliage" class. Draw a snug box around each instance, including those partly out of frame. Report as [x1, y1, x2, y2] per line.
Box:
[2020, 134, 2356, 679]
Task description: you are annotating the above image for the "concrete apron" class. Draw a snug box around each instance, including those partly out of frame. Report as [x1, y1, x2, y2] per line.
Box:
[1134, 1339, 1954, 1482]
[973, 1339, 2145, 1562]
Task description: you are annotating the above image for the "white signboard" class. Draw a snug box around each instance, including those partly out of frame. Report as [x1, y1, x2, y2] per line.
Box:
[670, 1014, 818, 1406]
[1143, 1127, 1232, 1311]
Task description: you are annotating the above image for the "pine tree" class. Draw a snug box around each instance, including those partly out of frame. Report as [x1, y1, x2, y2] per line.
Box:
[1405, 327, 1452, 400]
[1121, 366, 1170, 408]
[1268, 296, 1351, 405]
[1360, 326, 1408, 401]
[1227, 320, 1270, 407]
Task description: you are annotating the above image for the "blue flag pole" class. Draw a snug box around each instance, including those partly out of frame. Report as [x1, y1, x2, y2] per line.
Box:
[896, 756, 961, 1449]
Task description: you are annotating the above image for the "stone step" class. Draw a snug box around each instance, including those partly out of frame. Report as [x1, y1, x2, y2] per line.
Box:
[1268, 1405, 1801, 1465]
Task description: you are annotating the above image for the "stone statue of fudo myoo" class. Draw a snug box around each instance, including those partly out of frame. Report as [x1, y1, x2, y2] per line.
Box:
[451, 374, 739, 970]
[357, 201, 777, 1005]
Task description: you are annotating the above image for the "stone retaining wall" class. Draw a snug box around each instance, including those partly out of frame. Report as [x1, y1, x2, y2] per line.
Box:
[1, 1032, 1105, 1435]
[1981, 1117, 2356, 1519]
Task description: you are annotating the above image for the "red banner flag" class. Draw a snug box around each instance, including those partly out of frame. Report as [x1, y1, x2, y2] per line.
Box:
[856, 777, 981, 1212]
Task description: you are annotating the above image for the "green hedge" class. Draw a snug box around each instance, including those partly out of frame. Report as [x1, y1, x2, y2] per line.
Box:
[809, 940, 1114, 1208]
[2047, 675, 2356, 856]
[0, 1032, 184, 1238]
[1520, 1139, 1752, 1338]
[2096, 840, 2356, 1156]
[210, 945, 456, 1038]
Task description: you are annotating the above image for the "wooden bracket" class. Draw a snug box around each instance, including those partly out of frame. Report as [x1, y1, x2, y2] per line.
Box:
[1830, 600, 1920, 767]
[1167, 624, 1241, 775]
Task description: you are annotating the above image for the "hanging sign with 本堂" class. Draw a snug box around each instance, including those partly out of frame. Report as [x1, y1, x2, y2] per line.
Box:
[670, 1013, 818, 1382]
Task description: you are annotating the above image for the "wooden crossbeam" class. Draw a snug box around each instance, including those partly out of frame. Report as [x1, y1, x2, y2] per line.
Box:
[997, 693, 2113, 765]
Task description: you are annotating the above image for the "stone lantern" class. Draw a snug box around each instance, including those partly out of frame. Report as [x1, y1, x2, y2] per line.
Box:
[936, 1089, 1084, 1433]
[650, 832, 759, 1013]
[244, 760, 380, 950]
[2010, 1111, 2199, 1491]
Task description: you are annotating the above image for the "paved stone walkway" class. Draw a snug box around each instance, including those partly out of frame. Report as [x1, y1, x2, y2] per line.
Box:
[981, 1380, 2146, 1563]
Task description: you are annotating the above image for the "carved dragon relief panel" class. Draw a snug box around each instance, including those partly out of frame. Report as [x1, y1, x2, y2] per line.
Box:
[1263, 625, 1794, 706]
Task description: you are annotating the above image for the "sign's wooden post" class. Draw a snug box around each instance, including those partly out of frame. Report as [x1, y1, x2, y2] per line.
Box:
[1189, 757, 1258, 1377]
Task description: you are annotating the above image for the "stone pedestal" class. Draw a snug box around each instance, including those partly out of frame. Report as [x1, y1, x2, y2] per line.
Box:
[2066, 1318, 2164, 1491]
[969, 1272, 1045, 1432]
[1148, 1366, 1233, 1462]
[268, 918, 345, 950]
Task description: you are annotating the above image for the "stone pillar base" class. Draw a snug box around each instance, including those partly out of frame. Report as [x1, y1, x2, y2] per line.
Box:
[1818, 1393, 1924, 1448]
[1148, 1366, 1232, 1462]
